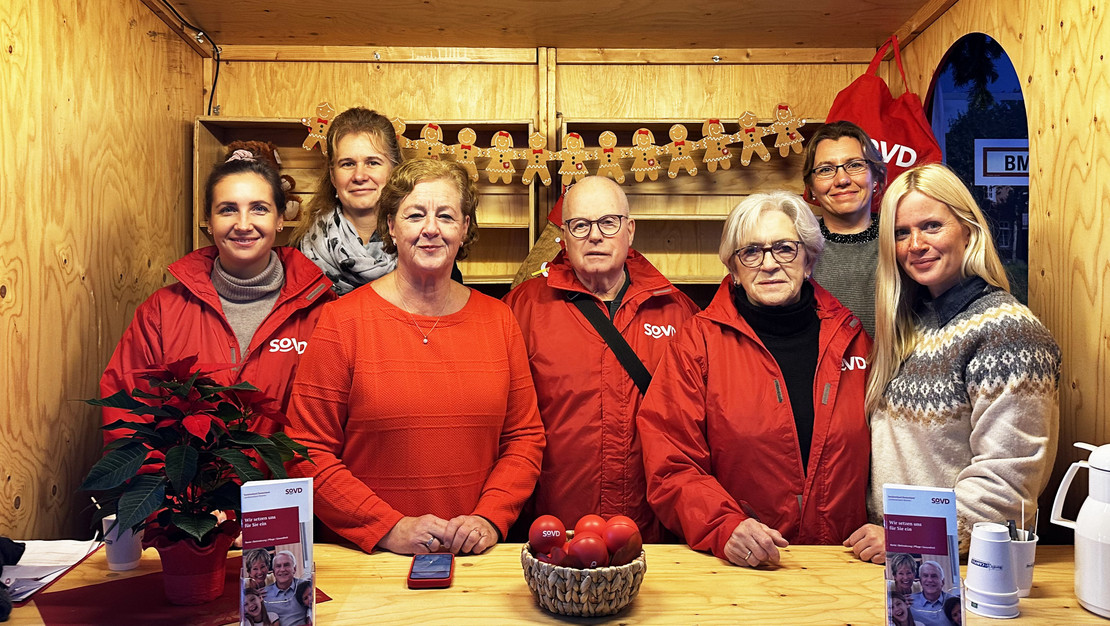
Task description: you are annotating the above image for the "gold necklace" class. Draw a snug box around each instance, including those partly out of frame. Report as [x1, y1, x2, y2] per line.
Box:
[397, 286, 450, 345]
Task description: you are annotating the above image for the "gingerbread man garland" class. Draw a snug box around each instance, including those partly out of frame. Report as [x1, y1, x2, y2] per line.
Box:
[301, 102, 336, 154]
[450, 127, 481, 182]
[484, 130, 517, 184]
[700, 118, 733, 172]
[556, 132, 593, 185]
[390, 117, 413, 150]
[769, 103, 805, 157]
[594, 130, 626, 183]
[626, 128, 663, 182]
[412, 123, 448, 160]
[663, 124, 698, 178]
[518, 132, 553, 186]
[732, 111, 773, 166]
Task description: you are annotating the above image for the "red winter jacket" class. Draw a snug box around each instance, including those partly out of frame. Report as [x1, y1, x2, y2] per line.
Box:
[503, 250, 700, 541]
[100, 246, 335, 443]
[637, 278, 871, 558]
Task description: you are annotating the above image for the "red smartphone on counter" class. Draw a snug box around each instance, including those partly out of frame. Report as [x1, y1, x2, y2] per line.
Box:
[407, 553, 455, 589]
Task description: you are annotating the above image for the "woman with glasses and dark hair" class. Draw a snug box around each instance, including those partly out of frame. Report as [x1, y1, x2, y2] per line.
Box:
[802, 120, 888, 337]
[638, 190, 878, 567]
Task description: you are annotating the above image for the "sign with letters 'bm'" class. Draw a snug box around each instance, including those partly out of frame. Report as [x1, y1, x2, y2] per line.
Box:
[974, 138, 1029, 186]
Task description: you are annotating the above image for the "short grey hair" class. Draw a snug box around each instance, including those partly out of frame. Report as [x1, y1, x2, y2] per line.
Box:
[919, 560, 944, 582]
[718, 190, 824, 270]
[274, 550, 297, 567]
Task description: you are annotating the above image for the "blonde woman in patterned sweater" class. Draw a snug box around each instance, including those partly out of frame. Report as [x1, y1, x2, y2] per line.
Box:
[866, 163, 1060, 552]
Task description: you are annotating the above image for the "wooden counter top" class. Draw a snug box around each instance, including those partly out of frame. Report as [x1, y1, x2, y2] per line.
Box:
[9, 543, 1104, 624]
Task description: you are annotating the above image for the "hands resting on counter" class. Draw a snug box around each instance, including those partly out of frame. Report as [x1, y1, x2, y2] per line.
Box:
[379, 514, 886, 564]
[379, 514, 498, 556]
[726, 520, 886, 567]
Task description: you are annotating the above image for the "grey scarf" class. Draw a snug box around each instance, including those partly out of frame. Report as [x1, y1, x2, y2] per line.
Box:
[299, 205, 396, 295]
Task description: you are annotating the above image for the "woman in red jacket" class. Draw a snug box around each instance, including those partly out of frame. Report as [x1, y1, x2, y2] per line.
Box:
[637, 190, 882, 567]
[100, 148, 335, 441]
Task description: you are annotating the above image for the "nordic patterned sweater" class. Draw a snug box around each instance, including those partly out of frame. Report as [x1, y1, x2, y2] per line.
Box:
[868, 277, 1061, 551]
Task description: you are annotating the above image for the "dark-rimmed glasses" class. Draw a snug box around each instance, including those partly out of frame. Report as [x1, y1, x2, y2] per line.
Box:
[564, 215, 627, 239]
[734, 240, 803, 268]
[809, 159, 869, 180]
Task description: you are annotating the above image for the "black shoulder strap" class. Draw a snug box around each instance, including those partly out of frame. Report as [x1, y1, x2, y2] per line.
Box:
[570, 296, 652, 396]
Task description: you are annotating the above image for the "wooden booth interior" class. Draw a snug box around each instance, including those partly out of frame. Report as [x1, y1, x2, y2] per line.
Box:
[2, 0, 1107, 543]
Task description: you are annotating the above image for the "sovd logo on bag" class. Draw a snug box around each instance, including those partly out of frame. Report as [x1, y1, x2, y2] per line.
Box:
[825, 35, 943, 198]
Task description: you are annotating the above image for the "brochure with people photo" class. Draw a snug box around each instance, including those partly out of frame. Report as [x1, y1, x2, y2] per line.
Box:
[240, 477, 315, 626]
[883, 484, 964, 626]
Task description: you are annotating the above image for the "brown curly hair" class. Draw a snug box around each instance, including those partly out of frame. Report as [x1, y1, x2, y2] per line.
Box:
[376, 159, 479, 261]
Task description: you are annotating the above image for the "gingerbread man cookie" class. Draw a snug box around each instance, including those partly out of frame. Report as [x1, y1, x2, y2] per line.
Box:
[626, 128, 663, 182]
[594, 130, 625, 183]
[413, 123, 447, 160]
[732, 111, 772, 166]
[518, 132, 553, 186]
[450, 127, 480, 182]
[700, 118, 733, 173]
[301, 102, 336, 154]
[390, 117, 413, 150]
[663, 124, 698, 178]
[556, 132, 592, 185]
[484, 130, 516, 184]
[769, 103, 806, 157]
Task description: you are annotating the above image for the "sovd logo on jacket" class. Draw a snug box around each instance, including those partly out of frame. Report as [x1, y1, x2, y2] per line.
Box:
[841, 356, 868, 371]
[269, 337, 308, 354]
[643, 323, 676, 339]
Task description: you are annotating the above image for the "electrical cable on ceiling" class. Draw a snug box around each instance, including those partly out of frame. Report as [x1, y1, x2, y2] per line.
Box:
[159, 0, 221, 115]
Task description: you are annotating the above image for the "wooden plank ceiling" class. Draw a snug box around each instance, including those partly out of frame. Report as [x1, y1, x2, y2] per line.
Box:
[167, 0, 939, 50]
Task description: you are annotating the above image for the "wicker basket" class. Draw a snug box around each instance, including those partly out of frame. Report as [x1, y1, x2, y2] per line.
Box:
[520, 543, 647, 617]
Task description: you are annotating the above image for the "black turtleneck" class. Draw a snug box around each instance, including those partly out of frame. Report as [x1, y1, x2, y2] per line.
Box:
[732, 281, 820, 473]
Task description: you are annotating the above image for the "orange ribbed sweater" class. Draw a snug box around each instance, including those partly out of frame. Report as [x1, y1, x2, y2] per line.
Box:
[285, 285, 545, 553]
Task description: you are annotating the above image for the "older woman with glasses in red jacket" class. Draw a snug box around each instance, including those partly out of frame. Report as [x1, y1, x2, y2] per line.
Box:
[637, 190, 882, 567]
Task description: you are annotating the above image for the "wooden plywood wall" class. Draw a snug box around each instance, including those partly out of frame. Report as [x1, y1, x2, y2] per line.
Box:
[0, 0, 202, 538]
[212, 55, 543, 124]
[899, 0, 1109, 538]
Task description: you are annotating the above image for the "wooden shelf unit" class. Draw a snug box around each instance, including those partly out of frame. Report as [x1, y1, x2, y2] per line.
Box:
[559, 118, 817, 284]
[193, 117, 537, 285]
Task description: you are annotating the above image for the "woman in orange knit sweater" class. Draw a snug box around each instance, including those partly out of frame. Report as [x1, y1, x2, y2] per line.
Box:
[285, 159, 545, 555]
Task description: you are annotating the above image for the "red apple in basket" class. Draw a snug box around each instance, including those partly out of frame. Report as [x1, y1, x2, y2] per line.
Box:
[603, 517, 642, 566]
[567, 531, 609, 568]
[529, 515, 566, 555]
[573, 514, 607, 537]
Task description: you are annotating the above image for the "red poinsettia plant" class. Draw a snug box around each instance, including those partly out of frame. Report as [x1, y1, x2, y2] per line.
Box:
[81, 356, 310, 544]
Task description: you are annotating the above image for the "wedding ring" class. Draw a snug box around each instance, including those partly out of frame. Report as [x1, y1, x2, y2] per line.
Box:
[425, 537, 436, 548]
[744, 549, 753, 561]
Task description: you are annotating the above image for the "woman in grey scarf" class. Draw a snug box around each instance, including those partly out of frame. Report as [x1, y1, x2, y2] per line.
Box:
[292, 107, 403, 295]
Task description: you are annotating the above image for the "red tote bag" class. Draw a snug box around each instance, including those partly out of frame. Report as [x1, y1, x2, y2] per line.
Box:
[826, 36, 943, 193]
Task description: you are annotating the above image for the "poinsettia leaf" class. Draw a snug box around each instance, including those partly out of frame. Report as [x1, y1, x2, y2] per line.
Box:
[255, 443, 287, 479]
[131, 405, 175, 418]
[101, 419, 158, 439]
[269, 431, 312, 463]
[169, 512, 218, 543]
[205, 481, 242, 513]
[129, 388, 163, 400]
[213, 449, 263, 483]
[116, 475, 167, 531]
[228, 431, 273, 447]
[199, 381, 259, 396]
[182, 414, 213, 439]
[80, 443, 149, 491]
[164, 445, 199, 494]
[84, 390, 145, 411]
